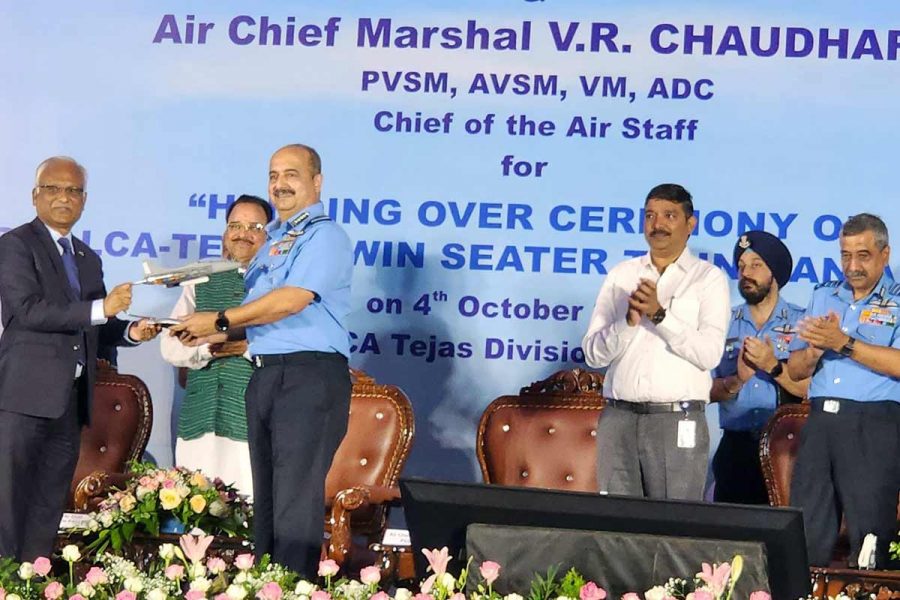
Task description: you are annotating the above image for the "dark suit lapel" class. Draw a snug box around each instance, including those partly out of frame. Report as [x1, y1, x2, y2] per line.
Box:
[72, 237, 92, 300]
[29, 217, 79, 301]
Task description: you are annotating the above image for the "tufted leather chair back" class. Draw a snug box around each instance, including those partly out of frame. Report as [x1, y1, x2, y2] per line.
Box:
[69, 360, 153, 508]
[760, 402, 900, 563]
[759, 402, 808, 506]
[477, 368, 605, 492]
[325, 369, 415, 535]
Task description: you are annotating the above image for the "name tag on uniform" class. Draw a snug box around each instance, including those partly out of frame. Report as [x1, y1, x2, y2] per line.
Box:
[823, 399, 840, 414]
[269, 239, 296, 256]
[677, 420, 696, 448]
[860, 307, 896, 327]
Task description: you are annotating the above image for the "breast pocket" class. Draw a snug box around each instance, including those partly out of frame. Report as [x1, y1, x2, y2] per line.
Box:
[264, 255, 290, 284]
[856, 323, 894, 347]
[670, 295, 701, 328]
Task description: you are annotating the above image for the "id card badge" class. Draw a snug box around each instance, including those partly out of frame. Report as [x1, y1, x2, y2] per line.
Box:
[677, 419, 697, 448]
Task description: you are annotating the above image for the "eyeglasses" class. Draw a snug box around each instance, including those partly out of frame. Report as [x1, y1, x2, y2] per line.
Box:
[226, 222, 266, 233]
[37, 185, 85, 199]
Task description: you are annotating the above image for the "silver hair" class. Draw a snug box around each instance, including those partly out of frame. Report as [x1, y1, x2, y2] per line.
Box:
[34, 156, 88, 187]
[841, 213, 889, 249]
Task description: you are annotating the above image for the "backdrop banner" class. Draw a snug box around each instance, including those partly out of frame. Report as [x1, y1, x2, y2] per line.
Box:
[2, 1, 898, 480]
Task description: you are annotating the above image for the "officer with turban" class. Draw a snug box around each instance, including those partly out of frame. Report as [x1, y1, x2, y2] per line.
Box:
[710, 230, 811, 504]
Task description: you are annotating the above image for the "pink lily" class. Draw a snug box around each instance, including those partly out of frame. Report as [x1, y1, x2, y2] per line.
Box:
[180, 533, 215, 563]
[422, 547, 451, 575]
[696, 562, 731, 597]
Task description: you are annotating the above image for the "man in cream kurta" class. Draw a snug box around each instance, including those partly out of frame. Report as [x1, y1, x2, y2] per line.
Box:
[161, 196, 271, 497]
[582, 183, 730, 500]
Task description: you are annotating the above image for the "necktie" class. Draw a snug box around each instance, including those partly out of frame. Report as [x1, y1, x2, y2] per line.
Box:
[57, 237, 82, 298]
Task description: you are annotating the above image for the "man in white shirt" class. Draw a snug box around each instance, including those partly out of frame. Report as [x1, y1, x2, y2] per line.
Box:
[161, 195, 271, 497]
[582, 183, 730, 500]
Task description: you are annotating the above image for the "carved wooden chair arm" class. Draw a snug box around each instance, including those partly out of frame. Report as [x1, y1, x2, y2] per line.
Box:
[326, 485, 401, 564]
[73, 470, 132, 511]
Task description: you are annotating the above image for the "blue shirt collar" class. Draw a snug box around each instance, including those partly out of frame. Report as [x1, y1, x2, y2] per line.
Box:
[834, 272, 894, 303]
[267, 202, 325, 236]
[735, 295, 792, 327]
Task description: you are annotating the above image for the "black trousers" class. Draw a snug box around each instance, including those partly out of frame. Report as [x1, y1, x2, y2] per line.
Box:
[791, 399, 900, 568]
[0, 383, 81, 561]
[712, 430, 770, 505]
[245, 352, 350, 578]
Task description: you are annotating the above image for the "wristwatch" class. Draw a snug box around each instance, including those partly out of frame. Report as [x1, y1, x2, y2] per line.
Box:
[214, 310, 230, 333]
[650, 307, 667, 325]
[768, 360, 784, 378]
[839, 336, 856, 357]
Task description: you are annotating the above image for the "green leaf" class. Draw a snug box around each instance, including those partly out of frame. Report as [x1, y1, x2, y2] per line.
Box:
[110, 528, 123, 551]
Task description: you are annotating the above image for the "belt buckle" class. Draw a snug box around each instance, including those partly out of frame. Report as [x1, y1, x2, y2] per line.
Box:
[253, 356, 263, 368]
[823, 399, 840, 414]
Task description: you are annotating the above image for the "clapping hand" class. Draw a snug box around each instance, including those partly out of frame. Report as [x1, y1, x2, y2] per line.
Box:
[798, 311, 848, 352]
[628, 279, 662, 318]
[743, 335, 779, 373]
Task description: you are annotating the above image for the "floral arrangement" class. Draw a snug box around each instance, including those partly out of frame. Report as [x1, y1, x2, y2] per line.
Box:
[0, 539, 881, 600]
[69, 462, 252, 553]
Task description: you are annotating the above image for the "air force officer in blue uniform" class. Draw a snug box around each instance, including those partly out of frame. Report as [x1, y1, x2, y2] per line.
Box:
[788, 213, 900, 568]
[710, 231, 809, 504]
[172, 144, 353, 578]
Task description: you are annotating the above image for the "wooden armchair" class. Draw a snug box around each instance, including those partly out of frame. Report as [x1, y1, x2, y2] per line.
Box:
[73, 366, 414, 573]
[71, 360, 153, 509]
[759, 403, 900, 565]
[476, 368, 605, 492]
[324, 369, 415, 570]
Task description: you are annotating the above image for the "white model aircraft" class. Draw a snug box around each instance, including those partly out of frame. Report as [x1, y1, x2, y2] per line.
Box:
[134, 259, 243, 287]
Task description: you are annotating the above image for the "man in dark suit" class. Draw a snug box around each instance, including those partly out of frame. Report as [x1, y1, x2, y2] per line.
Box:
[0, 156, 159, 561]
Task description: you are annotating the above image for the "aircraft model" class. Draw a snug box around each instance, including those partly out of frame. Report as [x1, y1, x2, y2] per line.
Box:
[133, 259, 244, 287]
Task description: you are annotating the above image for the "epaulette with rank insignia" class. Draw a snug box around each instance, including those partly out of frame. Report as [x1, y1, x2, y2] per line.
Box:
[889, 283, 900, 296]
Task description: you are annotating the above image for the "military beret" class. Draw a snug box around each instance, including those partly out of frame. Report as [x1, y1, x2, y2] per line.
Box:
[734, 230, 793, 289]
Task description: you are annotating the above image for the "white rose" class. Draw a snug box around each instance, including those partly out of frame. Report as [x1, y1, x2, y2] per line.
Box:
[8, 594, 23, 600]
[226, 584, 248, 600]
[158, 543, 177, 561]
[644, 587, 668, 600]
[136, 485, 152, 500]
[98, 511, 114, 528]
[147, 589, 168, 600]
[88, 519, 100, 532]
[191, 578, 212, 593]
[503, 595, 524, 600]
[394, 589, 412, 600]
[234, 572, 248, 585]
[124, 577, 144, 593]
[208, 500, 229, 518]
[18, 562, 35, 579]
[294, 581, 316, 596]
[191, 563, 207, 579]
[439, 572, 456, 591]
[62, 545, 82, 562]
[77, 582, 96, 598]
[176, 484, 192, 499]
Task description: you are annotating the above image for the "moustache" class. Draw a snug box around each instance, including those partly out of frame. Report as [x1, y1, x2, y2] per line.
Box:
[273, 188, 295, 197]
[739, 277, 758, 288]
[649, 229, 670, 237]
[846, 270, 867, 278]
